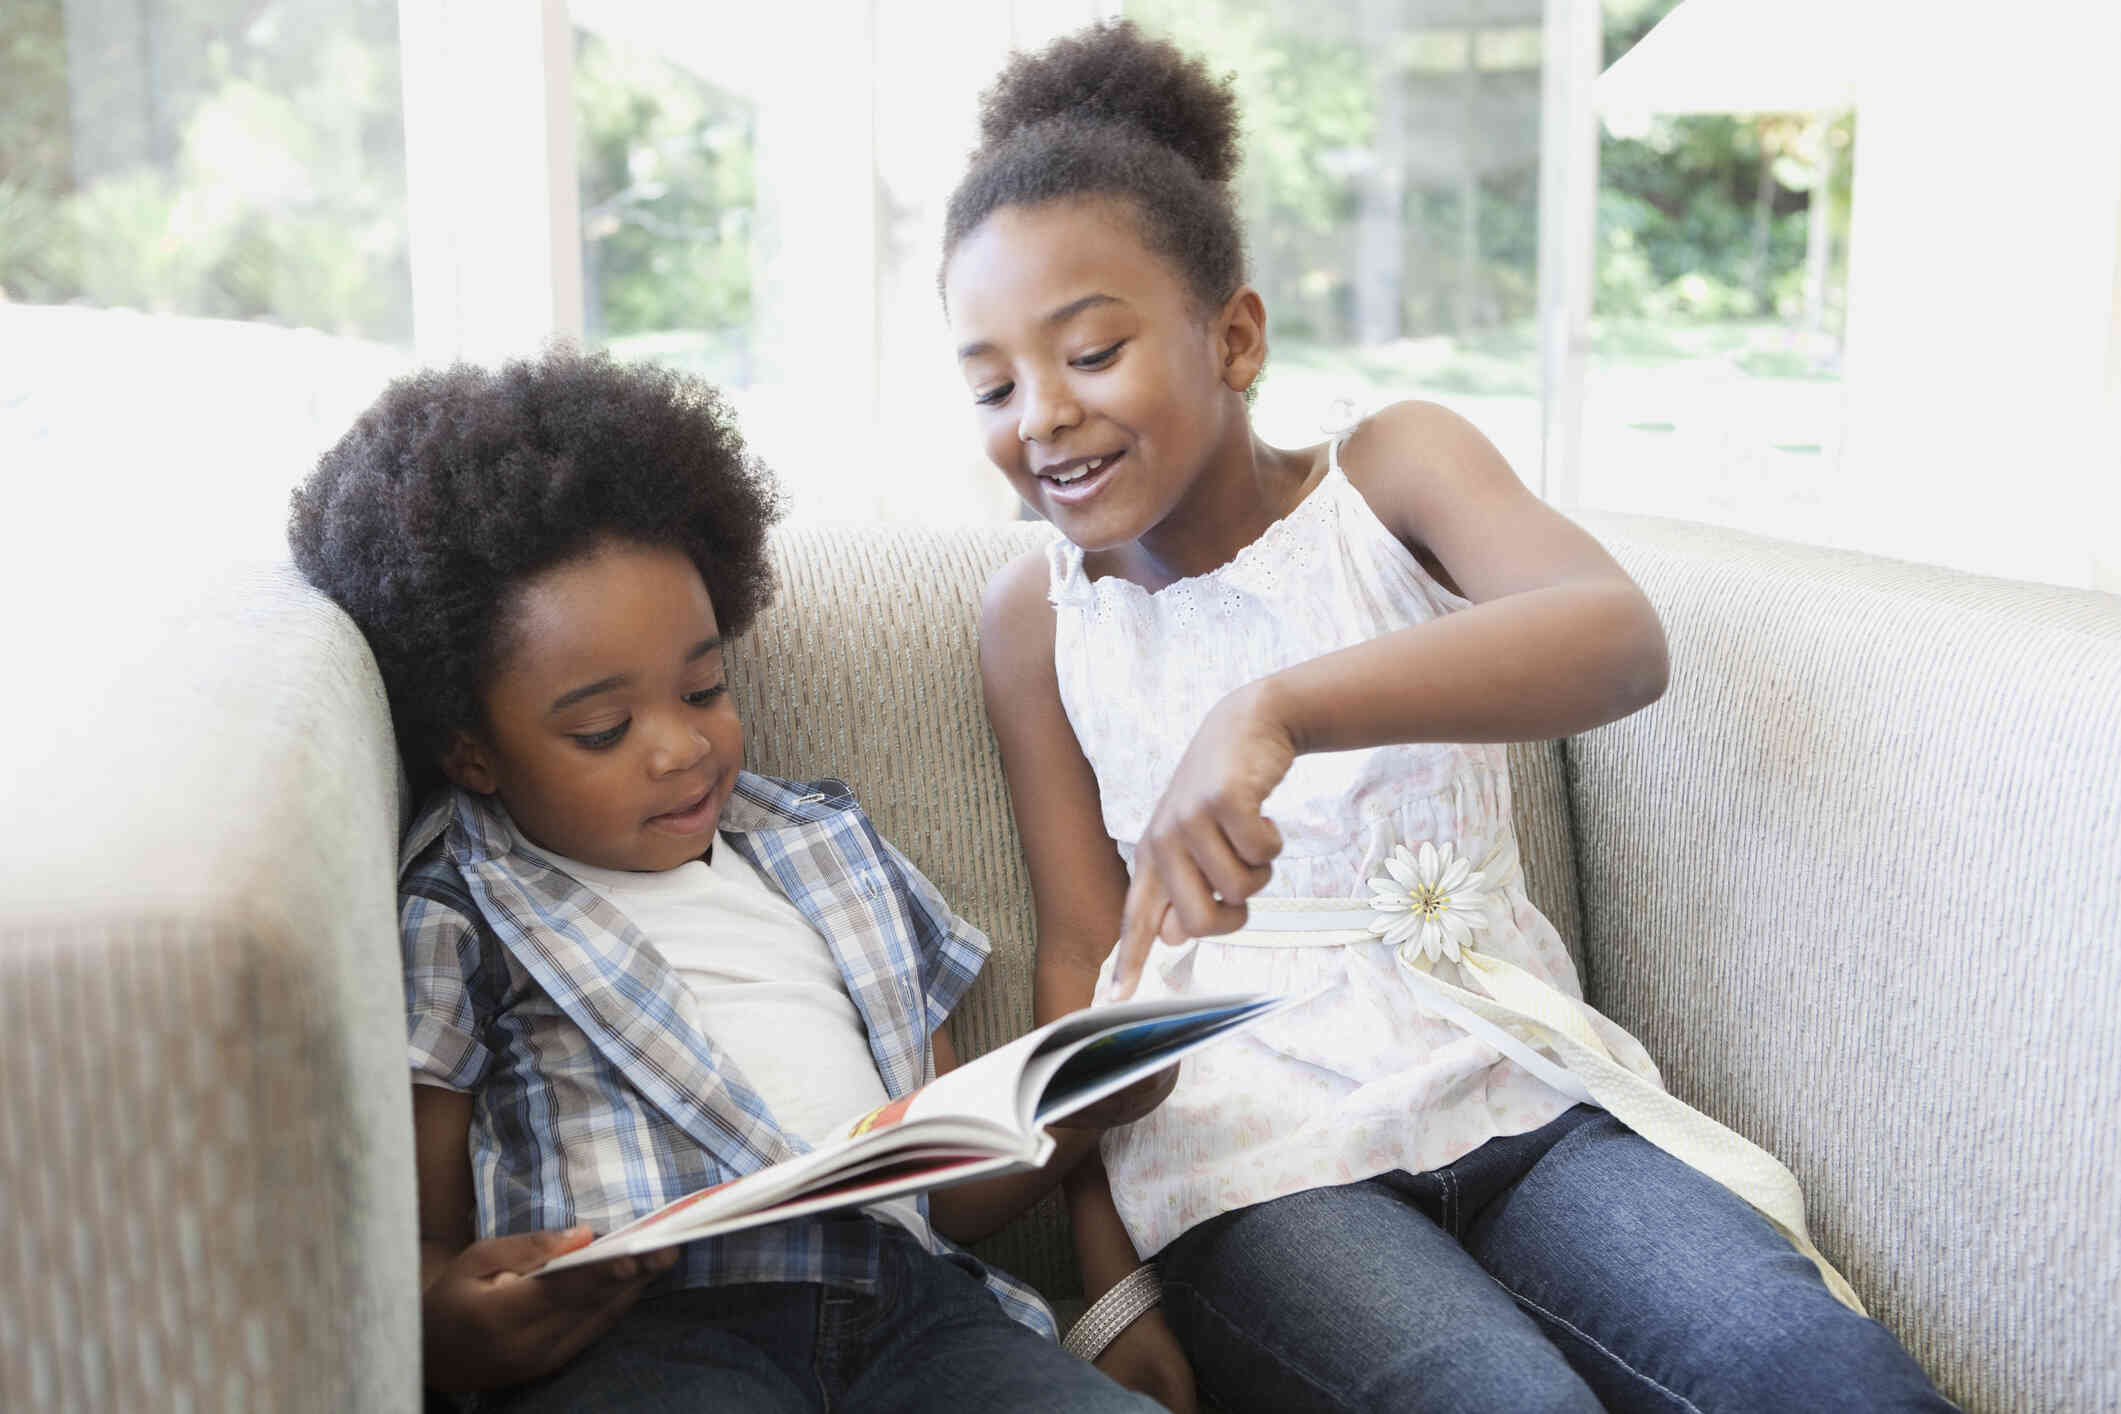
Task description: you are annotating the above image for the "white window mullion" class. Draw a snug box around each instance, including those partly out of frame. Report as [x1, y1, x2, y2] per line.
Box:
[1535, 0, 1599, 508]
[398, 0, 583, 366]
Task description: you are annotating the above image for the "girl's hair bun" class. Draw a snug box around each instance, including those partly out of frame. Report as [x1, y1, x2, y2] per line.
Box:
[977, 19, 1239, 185]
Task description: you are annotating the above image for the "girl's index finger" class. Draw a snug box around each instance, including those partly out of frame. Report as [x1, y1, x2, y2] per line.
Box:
[1109, 866, 1168, 1001]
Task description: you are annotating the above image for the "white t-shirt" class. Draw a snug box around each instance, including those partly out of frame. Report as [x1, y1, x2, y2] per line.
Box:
[522, 833, 932, 1246]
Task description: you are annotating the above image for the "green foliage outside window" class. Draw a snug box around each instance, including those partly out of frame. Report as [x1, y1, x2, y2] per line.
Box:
[0, 0, 410, 341]
[573, 29, 755, 377]
[0, 0, 1848, 372]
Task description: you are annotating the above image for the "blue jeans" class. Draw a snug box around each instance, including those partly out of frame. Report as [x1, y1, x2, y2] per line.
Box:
[1158, 1106, 1955, 1414]
[482, 1226, 1158, 1413]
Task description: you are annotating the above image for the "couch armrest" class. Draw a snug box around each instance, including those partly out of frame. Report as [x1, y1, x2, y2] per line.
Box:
[1572, 514, 2120, 1412]
[0, 565, 420, 1412]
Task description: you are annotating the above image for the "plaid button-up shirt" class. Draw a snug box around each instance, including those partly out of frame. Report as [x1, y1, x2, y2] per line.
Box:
[399, 771, 1055, 1336]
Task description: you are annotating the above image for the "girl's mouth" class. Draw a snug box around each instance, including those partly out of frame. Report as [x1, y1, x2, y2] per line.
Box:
[1038, 449, 1123, 505]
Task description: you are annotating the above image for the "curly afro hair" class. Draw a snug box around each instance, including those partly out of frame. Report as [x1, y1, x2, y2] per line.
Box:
[288, 346, 781, 788]
[942, 19, 1245, 314]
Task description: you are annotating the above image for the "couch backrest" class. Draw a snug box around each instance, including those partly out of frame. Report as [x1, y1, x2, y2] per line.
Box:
[733, 520, 1586, 1298]
[1575, 513, 2121, 1414]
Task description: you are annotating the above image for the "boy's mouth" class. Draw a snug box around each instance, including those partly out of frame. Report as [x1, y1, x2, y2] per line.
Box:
[1035, 449, 1123, 504]
[647, 786, 718, 835]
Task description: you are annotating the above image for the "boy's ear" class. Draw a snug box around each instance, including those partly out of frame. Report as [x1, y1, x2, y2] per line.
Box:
[1217, 286, 1269, 393]
[439, 730, 499, 795]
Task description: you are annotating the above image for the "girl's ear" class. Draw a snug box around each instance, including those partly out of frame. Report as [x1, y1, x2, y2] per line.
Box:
[439, 730, 499, 795]
[1216, 286, 1269, 393]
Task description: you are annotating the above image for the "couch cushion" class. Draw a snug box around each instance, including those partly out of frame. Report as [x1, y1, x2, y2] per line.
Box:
[1572, 512, 2121, 1412]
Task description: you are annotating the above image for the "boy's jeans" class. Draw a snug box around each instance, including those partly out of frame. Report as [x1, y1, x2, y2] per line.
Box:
[481, 1225, 1158, 1414]
[1158, 1105, 1956, 1414]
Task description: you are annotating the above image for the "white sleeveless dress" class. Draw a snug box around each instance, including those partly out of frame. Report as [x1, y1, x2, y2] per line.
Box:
[1049, 443, 1660, 1258]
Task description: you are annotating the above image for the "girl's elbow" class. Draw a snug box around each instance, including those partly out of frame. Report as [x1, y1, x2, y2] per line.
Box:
[1592, 585, 1668, 714]
[1624, 615, 1670, 711]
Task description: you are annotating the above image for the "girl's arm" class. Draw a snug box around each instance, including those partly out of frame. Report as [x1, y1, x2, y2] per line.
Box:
[972, 551, 1199, 1413]
[413, 1083, 673, 1392]
[1283, 398, 1669, 746]
[1110, 400, 1668, 996]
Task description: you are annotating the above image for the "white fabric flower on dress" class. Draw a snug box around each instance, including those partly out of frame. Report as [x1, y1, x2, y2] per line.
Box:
[1367, 841, 1497, 968]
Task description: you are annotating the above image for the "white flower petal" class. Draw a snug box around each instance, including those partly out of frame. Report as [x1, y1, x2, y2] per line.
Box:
[1385, 853, 1419, 889]
[1439, 856, 1474, 893]
[1417, 840, 1441, 883]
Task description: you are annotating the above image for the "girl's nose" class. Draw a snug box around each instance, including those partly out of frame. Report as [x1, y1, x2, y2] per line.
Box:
[1017, 376, 1081, 444]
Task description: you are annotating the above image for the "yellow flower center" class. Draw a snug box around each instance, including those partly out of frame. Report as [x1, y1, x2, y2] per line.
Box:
[1413, 886, 1449, 919]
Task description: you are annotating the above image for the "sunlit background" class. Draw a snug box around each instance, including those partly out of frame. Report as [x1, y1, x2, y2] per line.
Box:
[3, 0, 2115, 593]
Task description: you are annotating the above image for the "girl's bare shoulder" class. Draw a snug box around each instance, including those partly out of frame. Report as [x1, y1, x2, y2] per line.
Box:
[1337, 399, 1521, 511]
[1331, 400, 1526, 588]
[978, 545, 1060, 689]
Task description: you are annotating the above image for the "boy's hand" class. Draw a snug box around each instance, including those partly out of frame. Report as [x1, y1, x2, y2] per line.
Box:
[1049, 1064, 1179, 1131]
[422, 1227, 676, 1393]
[1096, 1309, 1198, 1413]
[1109, 683, 1289, 1000]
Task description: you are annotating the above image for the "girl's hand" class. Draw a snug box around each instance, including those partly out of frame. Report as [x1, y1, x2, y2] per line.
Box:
[1049, 1063, 1179, 1131]
[1108, 683, 1290, 1000]
[1096, 1309, 1199, 1413]
[421, 1227, 676, 1393]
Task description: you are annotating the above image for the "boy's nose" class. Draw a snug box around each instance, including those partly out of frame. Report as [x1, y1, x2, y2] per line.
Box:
[649, 723, 711, 776]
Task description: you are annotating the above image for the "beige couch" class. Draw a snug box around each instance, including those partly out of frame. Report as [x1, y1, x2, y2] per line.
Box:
[2, 516, 2116, 1412]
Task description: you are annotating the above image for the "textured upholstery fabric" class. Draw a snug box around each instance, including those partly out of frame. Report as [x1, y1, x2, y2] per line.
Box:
[4, 519, 2111, 1412]
[1574, 513, 2121, 1414]
[0, 565, 419, 1413]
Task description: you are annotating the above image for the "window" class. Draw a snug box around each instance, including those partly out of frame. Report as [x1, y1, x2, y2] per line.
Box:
[1129, 0, 1550, 479]
[2, 0, 414, 567]
[564, 0, 1116, 525]
[7, 0, 2115, 589]
[1583, 0, 2120, 590]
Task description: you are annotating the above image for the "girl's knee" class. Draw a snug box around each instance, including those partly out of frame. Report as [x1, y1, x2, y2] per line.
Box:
[1688, 1304, 1949, 1410]
[1345, 1334, 1602, 1414]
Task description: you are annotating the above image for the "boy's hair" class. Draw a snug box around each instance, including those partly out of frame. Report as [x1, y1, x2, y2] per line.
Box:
[288, 346, 781, 789]
[941, 19, 1245, 315]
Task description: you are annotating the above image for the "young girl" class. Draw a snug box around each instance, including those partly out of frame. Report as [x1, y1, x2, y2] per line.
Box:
[943, 22, 1953, 1414]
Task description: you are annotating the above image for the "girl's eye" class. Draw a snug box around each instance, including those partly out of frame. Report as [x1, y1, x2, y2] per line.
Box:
[684, 683, 728, 707]
[571, 722, 629, 751]
[1074, 341, 1124, 369]
[973, 381, 1013, 407]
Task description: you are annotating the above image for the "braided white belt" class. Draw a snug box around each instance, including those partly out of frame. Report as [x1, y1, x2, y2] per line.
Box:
[1209, 894, 1867, 1316]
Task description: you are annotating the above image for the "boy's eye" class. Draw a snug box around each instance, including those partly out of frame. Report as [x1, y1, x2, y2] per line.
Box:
[1074, 341, 1124, 369]
[570, 722, 629, 750]
[684, 683, 728, 707]
[973, 381, 1013, 407]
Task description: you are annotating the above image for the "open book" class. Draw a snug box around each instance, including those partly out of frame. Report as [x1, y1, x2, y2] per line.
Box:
[539, 991, 1296, 1274]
